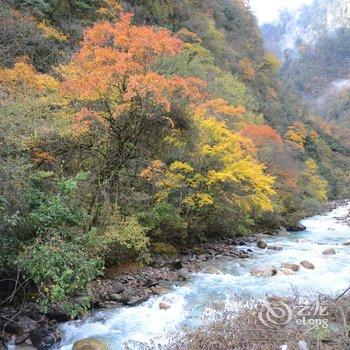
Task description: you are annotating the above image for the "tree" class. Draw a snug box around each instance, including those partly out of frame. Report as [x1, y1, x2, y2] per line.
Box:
[59, 13, 206, 218]
[142, 99, 275, 235]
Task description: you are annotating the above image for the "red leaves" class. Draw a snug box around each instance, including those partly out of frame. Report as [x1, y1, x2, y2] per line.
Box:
[241, 124, 283, 149]
[60, 12, 202, 110]
[60, 13, 207, 116]
[75, 12, 182, 70]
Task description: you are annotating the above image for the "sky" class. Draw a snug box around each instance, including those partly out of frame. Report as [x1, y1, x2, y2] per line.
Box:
[249, 0, 314, 24]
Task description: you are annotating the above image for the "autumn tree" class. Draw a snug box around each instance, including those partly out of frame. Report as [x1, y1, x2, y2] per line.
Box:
[142, 99, 275, 235]
[59, 13, 206, 219]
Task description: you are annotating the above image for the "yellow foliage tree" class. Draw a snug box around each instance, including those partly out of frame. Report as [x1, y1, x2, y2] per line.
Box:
[300, 159, 328, 202]
[142, 100, 276, 222]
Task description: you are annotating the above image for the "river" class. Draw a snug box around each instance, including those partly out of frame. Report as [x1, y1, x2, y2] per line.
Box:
[58, 202, 350, 349]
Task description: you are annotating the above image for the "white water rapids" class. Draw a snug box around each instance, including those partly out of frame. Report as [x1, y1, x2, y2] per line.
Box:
[58, 202, 350, 349]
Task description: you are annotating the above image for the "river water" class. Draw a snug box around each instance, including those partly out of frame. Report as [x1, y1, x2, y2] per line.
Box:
[58, 202, 350, 349]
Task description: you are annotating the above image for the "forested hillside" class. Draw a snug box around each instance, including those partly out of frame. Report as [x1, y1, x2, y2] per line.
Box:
[1, 0, 349, 316]
[262, 0, 350, 147]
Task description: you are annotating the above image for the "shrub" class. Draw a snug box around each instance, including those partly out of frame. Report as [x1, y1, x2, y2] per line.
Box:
[139, 203, 187, 240]
[152, 242, 178, 256]
[18, 235, 103, 318]
[16, 172, 104, 317]
[100, 214, 151, 264]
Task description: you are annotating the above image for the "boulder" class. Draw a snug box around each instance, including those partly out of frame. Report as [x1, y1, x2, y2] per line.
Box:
[286, 223, 306, 232]
[203, 267, 221, 274]
[47, 306, 70, 322]
[126, 294, 149, 307]
[159, 302, 171, 310]
[73, 338, 109, 350]
[110, 282, 125, 294]
[267, 246, 283, 251]
[143, 278, 157, 288]
[257, 239, 267, 249]
[150, 285, 169, 295]
[30, 325, 59, 350]
[276, 226, 289, 235]
[300, 260, 315, 270]
[170, 260, 183, 271]
[250, 266, 277, 277]
[1, 316, 37, 335]
[278, 268, 294, 276]
[343, 241, 350, 246]
[109, 293, 122, 302]
[177, 274, 187, 282]
[239, 251, 249, 259]
[323, 248, 336, 255]
[281, 263, 300, 272]
[120, 288, 149, 306]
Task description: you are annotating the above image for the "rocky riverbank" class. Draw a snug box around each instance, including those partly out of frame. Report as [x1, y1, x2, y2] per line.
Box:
[0, 224, 308, 350]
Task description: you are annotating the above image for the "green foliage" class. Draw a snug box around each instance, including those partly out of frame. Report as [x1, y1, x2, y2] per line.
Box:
[101, 214, 151, 264]
[16, 173, 104, 317]
[152, 242, 178, 256]
[19, 235, 103, 318]
[28, 172, 89, 235]
[16, 0, 95, 18]
[139, 203, 187, 238]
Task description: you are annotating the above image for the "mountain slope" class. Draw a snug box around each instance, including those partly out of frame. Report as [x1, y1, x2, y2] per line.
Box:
[0, 0, 349, 316]
[262, 0, 350, 132]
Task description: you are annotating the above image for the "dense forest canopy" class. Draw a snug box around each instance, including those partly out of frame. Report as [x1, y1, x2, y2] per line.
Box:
[0, 0, 349, 316]
[262, 0, 350, 147]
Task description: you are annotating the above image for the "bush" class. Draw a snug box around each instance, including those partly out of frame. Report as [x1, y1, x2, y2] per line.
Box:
[139, 203, 187, 240]
[16, 172, 104, 317]
[152, 242, 178, 256]
[19, 235, 103, 318]
[100, 214, 151, 264]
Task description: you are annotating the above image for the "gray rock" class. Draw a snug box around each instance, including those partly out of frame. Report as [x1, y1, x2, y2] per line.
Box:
[30, 325, 59, 350]
[267, 245, 283, 251]
[276, 226, 289, 235]
[203, 267, 221, 274]
[239, 251, 250, 259]
[177, 274, 187, 282]
[159, 302, 171, 310]
[300, 260, 315, 269]
[257, 239, 267, 249]
[277, 268, 294, 275]
[110, 282, 125, 294]
[120, 288, 149, 306]
[109, 294, 122, 302]
[170, 260, 183, 271]
[126, 295, 149, 306]
[1, 316, 37, 335]
[286, 223, 306, 232]
[250, 266, 278, 277]
[47, 306, 70, 322]
[150, 285, 169, 295]
[323, 248, 336, 255]
[281, 263, 300, 272]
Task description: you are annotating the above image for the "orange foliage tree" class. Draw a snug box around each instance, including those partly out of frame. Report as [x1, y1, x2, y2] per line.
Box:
[59, 13, 206, 205]
[240, 123, 283, 149]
